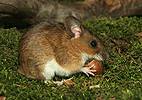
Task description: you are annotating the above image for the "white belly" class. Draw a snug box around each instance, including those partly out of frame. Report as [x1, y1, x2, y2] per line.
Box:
[42, 59, 71, 80]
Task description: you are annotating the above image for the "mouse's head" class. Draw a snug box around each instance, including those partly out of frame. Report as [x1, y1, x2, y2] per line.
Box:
[64, 16, 108, 61]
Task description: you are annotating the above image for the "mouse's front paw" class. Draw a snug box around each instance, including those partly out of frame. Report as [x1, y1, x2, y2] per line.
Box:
[81, 64, 96, 77]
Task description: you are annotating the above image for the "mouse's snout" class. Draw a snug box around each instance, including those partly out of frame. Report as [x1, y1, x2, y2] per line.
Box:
[90, 40, 97, 48]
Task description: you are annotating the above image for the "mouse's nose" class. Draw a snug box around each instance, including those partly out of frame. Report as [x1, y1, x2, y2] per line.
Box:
[90, 40, 97, 48]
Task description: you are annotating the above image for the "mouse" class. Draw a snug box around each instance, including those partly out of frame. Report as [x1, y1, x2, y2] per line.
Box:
[18, 16, 108, 82]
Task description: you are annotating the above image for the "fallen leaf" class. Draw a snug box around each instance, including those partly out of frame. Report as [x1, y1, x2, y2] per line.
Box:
[63, 78, 75, 87]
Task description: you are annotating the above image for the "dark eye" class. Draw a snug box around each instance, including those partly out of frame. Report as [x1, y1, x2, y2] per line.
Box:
[90, 40, 97, 48]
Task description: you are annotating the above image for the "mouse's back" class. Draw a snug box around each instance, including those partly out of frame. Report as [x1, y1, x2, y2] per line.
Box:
[18, 23, 67, 79]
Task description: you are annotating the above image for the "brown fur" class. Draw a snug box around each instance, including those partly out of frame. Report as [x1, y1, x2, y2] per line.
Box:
[18, 20, 104, 79]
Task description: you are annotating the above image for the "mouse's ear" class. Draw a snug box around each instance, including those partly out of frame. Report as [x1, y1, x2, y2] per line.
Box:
[64, 16, 84, 39]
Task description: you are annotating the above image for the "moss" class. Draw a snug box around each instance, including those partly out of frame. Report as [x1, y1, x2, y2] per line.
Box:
[0, 17, 142, 100]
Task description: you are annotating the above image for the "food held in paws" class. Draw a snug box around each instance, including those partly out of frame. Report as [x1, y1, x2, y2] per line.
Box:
[87, 60, 104, 75]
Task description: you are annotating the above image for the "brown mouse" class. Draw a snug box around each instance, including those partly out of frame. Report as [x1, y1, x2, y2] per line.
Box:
[18, 16, 107, 81]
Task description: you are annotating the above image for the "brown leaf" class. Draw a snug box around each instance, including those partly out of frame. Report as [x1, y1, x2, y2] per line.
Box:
[63, 78, 75, 87]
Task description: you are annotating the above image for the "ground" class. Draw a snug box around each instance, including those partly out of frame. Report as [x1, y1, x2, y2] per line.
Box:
[0, 17, 142, 100]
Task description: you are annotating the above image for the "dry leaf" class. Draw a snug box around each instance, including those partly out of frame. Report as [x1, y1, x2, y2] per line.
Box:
[63, 78, 75, 87]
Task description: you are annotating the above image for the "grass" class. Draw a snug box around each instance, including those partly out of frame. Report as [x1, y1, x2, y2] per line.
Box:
[0, 17, 142, 100]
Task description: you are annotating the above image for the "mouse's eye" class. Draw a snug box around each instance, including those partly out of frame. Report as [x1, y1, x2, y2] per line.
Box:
[90, 40, 97, 48]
